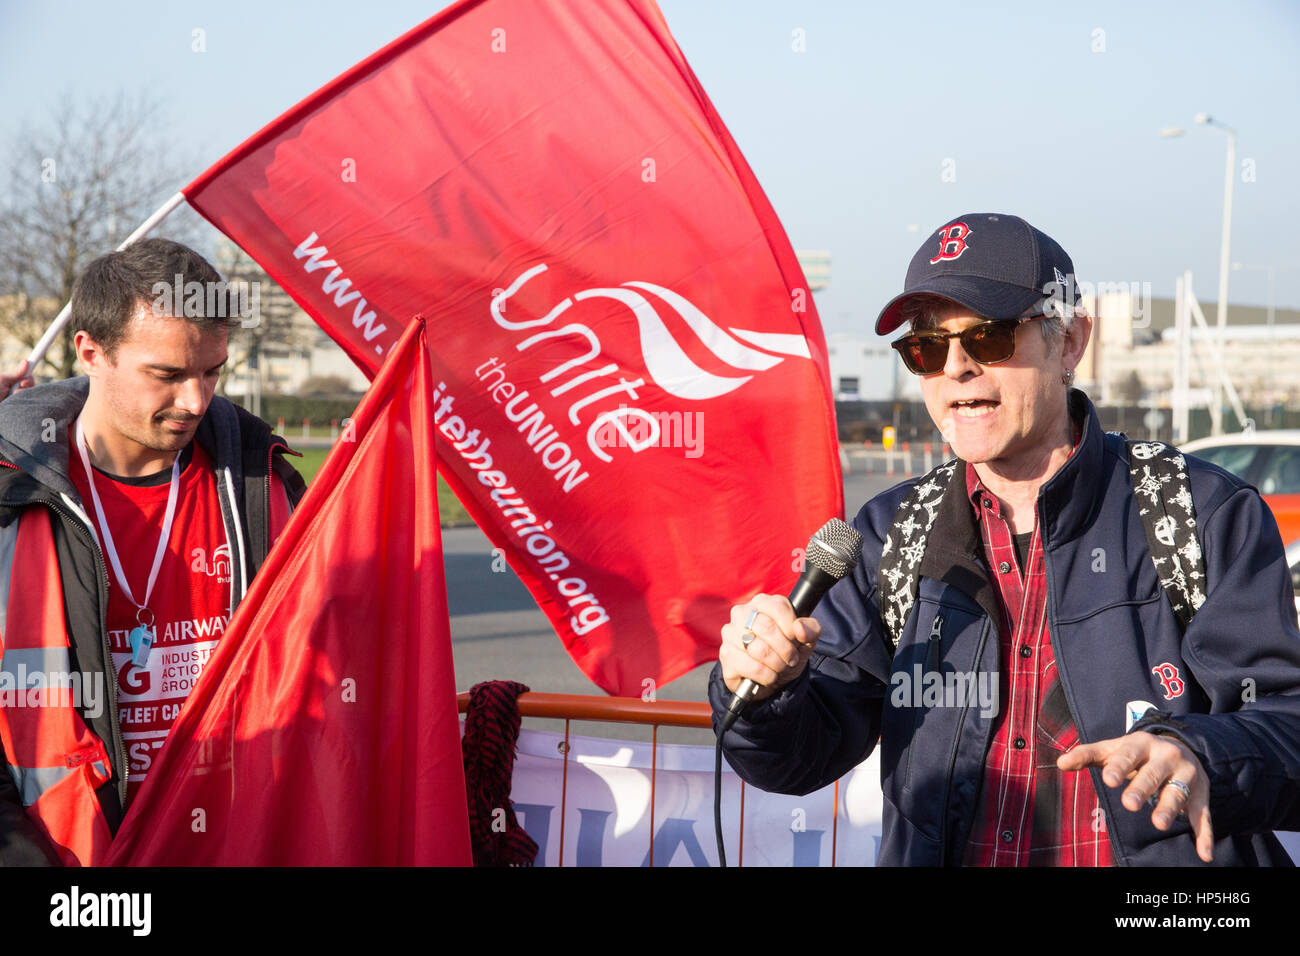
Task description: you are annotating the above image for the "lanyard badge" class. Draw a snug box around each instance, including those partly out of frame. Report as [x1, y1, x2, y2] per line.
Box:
[75, 416, 181, 671]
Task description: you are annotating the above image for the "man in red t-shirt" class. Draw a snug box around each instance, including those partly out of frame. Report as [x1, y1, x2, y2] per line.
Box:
[0, 238, 306, 864]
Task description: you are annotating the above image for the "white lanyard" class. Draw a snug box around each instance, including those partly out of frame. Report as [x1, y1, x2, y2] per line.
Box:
[74, 416, 181, 622]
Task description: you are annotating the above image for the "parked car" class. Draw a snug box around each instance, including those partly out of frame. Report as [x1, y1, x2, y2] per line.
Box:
[1180, 431, 1300, 546]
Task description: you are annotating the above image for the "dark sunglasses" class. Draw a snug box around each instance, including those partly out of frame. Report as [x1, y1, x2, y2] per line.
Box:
[890, 314, 1048, 375]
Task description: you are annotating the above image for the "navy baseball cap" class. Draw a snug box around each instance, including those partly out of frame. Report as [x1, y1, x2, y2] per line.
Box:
[874, 213, 1079, 336]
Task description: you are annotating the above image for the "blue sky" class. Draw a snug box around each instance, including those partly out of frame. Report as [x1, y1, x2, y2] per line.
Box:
[2, 0, 1297, 334]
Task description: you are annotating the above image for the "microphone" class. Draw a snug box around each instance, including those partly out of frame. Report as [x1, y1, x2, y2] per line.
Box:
[718, 518, 864, 734]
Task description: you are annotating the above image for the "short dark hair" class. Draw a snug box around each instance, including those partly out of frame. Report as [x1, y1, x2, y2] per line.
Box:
[71, 238, 238, 358]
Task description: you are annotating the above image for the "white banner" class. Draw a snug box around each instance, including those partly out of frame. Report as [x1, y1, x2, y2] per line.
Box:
[506, 728, 881, 867]
[501, 727, 1300, 867]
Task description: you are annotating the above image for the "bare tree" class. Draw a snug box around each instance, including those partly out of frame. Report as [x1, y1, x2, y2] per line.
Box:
[0, 91, 196, 379]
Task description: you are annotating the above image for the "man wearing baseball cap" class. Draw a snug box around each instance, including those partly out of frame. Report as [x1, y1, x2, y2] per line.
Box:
[711, 213, 1300, 865]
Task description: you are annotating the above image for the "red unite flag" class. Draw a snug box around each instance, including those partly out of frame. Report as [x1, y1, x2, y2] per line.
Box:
[182, 0, 842, 695]
[105, 318, 471, 865]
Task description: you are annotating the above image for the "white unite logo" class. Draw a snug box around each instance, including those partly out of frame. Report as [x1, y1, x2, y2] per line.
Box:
[491, 264, 813, 402]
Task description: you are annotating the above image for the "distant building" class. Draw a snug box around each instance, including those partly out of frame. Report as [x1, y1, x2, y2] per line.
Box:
[1088, 294, 1300, 408]
[796, 250, 831, 292]
[825, 332, 921, 402]
[0, 292, 61, 375]
[214, 242, 370, 400]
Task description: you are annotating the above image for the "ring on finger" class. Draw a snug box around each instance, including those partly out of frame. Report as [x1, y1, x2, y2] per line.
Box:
[1163, 778, 1191, 815]
[742, 608, 760, 649]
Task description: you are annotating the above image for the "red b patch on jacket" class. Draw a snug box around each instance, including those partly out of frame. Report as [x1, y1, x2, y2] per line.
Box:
[1151, 662, 1185, 700]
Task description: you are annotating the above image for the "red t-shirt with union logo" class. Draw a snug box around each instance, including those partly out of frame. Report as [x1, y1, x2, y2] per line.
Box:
[68, 435, 231, 806]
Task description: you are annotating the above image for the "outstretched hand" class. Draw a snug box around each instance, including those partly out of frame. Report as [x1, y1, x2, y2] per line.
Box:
[1058, 731, 1213, 862]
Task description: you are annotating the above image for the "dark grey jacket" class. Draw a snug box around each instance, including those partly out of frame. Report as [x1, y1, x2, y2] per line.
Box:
[0, 377, 306, 864]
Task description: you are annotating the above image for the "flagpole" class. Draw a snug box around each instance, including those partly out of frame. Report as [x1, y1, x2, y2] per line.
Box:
[25, 190, 189, 370]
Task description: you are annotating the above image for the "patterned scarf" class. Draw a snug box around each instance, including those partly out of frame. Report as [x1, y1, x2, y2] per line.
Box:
[461, 680, 539, 866]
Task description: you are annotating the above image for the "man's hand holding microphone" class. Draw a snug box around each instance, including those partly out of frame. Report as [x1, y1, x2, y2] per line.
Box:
[716, 518, 861, 733]
[719, 594, 821, 706]
[712, 518, 861, 866]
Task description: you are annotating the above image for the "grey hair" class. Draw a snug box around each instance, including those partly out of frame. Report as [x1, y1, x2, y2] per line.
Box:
[899, 294, 1073, 352]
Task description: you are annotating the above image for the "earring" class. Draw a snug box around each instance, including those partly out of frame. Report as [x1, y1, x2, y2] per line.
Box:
[1062, 368, 1075, 387]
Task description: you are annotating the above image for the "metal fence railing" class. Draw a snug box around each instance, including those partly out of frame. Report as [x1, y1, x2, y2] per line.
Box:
[457, 691, 848, 867]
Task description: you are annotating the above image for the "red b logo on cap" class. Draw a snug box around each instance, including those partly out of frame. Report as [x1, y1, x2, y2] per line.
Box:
[930, 222, 972, 263]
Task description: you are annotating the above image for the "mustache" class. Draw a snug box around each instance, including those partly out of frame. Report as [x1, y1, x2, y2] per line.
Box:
[156, 414, 200, 425]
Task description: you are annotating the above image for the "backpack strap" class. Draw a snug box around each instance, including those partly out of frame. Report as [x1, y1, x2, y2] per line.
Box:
[876, 439, 1205, 657]
[877, 460, 960, 652]
[1126, 439, 1205, 628]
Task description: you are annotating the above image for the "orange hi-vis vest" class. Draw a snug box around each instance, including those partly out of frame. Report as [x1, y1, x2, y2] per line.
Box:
[0, 506, 113, 866]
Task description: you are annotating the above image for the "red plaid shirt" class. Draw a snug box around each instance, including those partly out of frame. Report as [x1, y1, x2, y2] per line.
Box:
[960, 443, 1114, 866]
